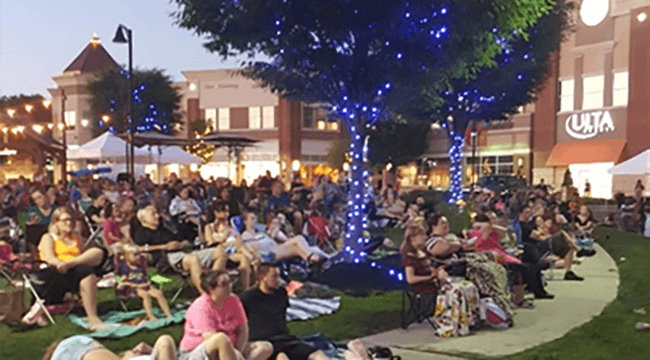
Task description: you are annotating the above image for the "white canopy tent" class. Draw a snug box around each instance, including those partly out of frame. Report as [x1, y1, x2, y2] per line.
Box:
[67, 132, 151, 162]
[608, 149, 650, 198]
[608, 150, 650, 175]
[141, 145, 201, 183]
[141, 146, 202, 165]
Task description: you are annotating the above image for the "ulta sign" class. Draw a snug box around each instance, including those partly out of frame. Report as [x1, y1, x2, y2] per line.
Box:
[565, 110, 615, 140]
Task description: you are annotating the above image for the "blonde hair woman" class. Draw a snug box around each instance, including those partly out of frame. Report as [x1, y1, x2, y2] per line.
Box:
[38, 207, 109, 331]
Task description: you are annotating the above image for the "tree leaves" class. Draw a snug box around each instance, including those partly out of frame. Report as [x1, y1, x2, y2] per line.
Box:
[86, 68, 183, 137]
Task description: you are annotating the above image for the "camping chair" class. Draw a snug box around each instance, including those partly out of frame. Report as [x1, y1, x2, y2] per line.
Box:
[0, 257, 58, 325]
[79, 204, 104, 248]
[306, 216, 338, 253]
[400, 283, 436, 330]
[114, 253, 150, 312]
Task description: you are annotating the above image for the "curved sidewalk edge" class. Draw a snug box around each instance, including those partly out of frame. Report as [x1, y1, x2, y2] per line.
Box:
[360, 243, 619, 358]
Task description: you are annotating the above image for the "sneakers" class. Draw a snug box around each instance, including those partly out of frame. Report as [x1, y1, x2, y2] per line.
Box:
[576, 249, 596, 257]
[564, 271, 584, 281]
[534, 293, 555, 300]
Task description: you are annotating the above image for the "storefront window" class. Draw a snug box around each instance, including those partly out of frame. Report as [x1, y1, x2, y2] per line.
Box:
[497, 165, 513, 174]
[559, 79, 574, 112]
[612, 72, 629, 107]
[582, 75, 604, 110]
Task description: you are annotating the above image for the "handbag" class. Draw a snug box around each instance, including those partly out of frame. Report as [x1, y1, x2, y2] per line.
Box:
[0, 286, 24, 324]
[445, 260, 467, 277]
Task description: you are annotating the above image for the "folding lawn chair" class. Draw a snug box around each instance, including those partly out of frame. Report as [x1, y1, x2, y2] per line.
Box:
[400, 284, 436, 330]
[0, 260, 57, 325]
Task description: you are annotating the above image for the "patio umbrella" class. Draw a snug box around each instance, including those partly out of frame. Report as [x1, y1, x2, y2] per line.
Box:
[202, 134, 259, 181]
[67, 167, 112, 177]
[117, 131, 196, 147]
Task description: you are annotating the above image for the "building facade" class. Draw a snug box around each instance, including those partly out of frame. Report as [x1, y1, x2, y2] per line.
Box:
[178, 69, 342, 184]
[533, 0, 650, 198]
[48, 34, 120, 178]
[410, 104, 534, 189]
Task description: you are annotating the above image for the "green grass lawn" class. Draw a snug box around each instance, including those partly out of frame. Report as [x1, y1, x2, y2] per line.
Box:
[0, 228, 408, 359]
[0, 277, 403, 359]
[1, 227, 646, 360]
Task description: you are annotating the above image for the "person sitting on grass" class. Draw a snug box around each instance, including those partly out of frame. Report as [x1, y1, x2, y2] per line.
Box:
[133, 205, 221, 296]
[239, 263, 331, 360]
[169, 185, 202, 242]
[179, 269, 273, 360]
[41, 334, 177, 360]
[471, 213, 554, 300]
[574, 205, 595, 237]
[37, 207, 111, 331]
[240, 210, 328, 266]
[118, 244, 173, 322]
[85, 192, 107, 226]
[529, 215, 584, 281]
[204, 202, 254, 291]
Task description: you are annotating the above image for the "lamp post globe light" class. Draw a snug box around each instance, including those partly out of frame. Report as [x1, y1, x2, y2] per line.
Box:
[113, 24, 134, 179]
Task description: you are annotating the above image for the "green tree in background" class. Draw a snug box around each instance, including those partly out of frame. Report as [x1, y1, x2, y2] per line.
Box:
[87, 68, 183, 136]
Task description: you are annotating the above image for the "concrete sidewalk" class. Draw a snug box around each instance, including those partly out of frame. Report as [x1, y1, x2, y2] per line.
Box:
[361, 243, 619, 359]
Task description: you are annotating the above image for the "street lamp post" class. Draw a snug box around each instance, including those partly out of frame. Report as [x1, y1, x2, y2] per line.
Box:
[60, 89, 67, 187]
[113, 24, 134, 180]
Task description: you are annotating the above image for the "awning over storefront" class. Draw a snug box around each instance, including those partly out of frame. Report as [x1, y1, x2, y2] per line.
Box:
[546, 139, 626, 167]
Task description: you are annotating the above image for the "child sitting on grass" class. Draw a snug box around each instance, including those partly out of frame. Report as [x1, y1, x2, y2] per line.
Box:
[118, 244, 173, 322]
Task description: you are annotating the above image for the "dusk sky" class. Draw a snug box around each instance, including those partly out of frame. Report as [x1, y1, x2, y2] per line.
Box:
[0, 0, 247, 98]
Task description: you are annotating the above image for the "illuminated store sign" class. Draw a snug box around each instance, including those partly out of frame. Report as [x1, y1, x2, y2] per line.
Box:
[565, 110, 615, 140]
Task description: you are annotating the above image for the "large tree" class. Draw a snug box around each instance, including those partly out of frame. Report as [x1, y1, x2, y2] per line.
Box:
[172, 0, 552, 262]
[326, 120, 430, 170]
[87, 68, 183, 136]
[400, 0, 574, 202]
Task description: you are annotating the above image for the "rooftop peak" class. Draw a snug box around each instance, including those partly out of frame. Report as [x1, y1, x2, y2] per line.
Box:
[90, 33, 101, 47]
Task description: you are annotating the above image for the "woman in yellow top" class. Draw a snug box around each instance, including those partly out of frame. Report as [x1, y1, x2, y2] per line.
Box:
[38, 207, 109, 331]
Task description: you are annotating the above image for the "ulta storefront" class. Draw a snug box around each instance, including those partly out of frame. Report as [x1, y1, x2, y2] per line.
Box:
[546, 107, 626, 198]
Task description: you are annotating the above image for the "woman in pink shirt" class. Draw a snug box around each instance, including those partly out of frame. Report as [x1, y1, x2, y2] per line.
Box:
[179, 270, 273, 360]
[470, 213, 520, 266]
[471, 213, 553, 300]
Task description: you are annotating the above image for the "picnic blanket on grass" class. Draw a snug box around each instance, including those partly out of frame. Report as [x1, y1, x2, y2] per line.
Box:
[70, 297, 340, 338]
[287, 296, 340, 321]
[70, 308, 186, 339]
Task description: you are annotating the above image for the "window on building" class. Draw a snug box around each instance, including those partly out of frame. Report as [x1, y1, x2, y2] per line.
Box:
[249, 107, 261, 129]
[302, 106, 314, 128]
[612, 71, 629, 107]
[559, 79, 574, 112]
[262, 106, 275, 129]
[218, 108, 230, 130]
[582, 75, 604, 110]
[205, 108, 217, 132]
[327, 121, 338, 131]
[317, 120, 326, 130]
[64, 111, 76, 130]
[496, 155, 514, 175]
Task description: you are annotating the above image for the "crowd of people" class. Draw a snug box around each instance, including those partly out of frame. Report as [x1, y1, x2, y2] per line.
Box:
[399, 182, 600, 336]
[0, 171, 371, 360]
[0, 171, 615, 359]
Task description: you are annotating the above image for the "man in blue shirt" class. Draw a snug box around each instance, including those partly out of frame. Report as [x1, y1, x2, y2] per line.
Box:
[264, 181, 293, 217]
